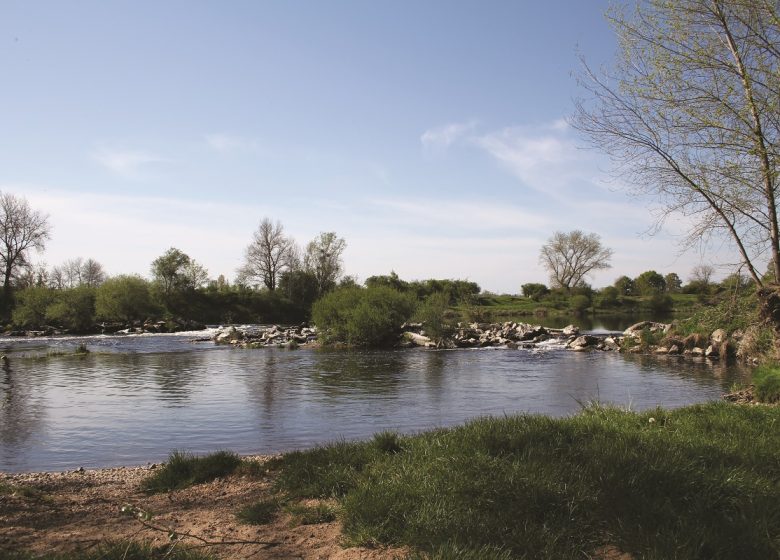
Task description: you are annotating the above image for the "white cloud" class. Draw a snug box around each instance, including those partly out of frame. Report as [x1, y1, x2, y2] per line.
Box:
[420, 121, 478, 153]
[91, 147, 166, 177]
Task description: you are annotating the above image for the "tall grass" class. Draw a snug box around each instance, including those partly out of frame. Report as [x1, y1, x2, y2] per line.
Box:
[141, 450, 241, 493]
[268, 402, 780, 559]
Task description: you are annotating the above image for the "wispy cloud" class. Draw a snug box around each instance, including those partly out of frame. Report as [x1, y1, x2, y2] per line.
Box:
[472, 121, 582, 195]
[91, 147, 166, 177]
[420, 120, 478, 153]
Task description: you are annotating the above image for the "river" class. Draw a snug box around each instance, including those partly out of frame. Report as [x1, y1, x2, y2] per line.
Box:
[0, 323, 747, 472]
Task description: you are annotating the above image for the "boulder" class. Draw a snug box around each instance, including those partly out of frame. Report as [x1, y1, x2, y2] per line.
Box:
[568, 335, 599, 350]
[404, 332, 432, 347]
[710, 329, 727, 344]
[562, 324, 579, 336]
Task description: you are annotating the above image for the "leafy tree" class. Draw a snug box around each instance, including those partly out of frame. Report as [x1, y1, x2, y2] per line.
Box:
[365, 271, 409, 292]
[521, 283, 550, 301]
[12, 286, 55, 328]
[0, 193, 50, 310]
[237, 218, 295, 291]
[635, 270, 666, 296]
[304, 232, 346, 296]
[573, 0, 779, 289]
[570, 294, 591, 313]
[45, 286, 96, 332]
[599, 286, 620, 308]
[150, 248, 208, 315]
[614, 275, 635, 296]
[414, 291, 455, 344]
[95, 275, 154, 323]
[539, 230, 613, 291]
[664, 273, 682, 294]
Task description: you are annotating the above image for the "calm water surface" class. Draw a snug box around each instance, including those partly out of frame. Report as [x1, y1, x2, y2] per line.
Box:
[0, 328, 747, 472]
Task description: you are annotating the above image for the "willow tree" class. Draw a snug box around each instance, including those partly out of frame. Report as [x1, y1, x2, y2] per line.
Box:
[539, 230, 613, 291]
[573, 0, 779, 292]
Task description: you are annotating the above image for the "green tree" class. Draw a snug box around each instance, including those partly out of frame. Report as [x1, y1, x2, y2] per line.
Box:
[573, 0, 779, 289]
[614, 275, 635, 296]
[539, 231, 613, 291]
[664, 273, 682, 293]
[150, 248, 208, 316]
[414, 291, 455, 343]
[95, 275, 154, 323]
[635, 270, 666, 296]
[304, 232, 346, 296]
[521, 283, 549, 301]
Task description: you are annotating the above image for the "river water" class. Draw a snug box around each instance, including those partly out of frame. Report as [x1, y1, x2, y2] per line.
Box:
[0, 324, 747, 472]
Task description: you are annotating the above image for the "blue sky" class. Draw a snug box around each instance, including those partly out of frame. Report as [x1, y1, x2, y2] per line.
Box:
[0, 1, 732, 293]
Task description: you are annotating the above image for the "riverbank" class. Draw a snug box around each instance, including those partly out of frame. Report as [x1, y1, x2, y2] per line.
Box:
[0, 458, 404, 560]
[2, 401, 778, 559]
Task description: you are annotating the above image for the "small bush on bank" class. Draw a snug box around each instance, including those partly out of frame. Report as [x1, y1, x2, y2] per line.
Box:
[311, 286, 416, 347]
[141, 450, 241, 493]
[753, 364, 780, 403]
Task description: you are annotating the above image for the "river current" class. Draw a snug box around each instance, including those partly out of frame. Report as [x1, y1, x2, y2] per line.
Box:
[0, 325, 747, 472]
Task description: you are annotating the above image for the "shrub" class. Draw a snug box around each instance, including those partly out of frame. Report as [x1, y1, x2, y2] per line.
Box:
[96, 275, 154, 323]
[752, 365, 780, 403]
[312, 286, 416, 347]
[570, 294, 591, 313]
[415, 292, 455, 342]
[12, 286, 55, 328]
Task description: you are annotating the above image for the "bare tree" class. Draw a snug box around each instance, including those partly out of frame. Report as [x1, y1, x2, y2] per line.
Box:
[238, 218, 295, 291]
[572, 0, 779, 289]
[0, 193, 51, 304]
[50, 257, 107, 289]
[539, 230, 613, 291]
[690, 265, 715, 285]
[304, 231, 346, 295]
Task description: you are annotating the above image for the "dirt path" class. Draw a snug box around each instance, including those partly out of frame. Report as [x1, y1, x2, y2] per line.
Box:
[0, 458, 405, 559]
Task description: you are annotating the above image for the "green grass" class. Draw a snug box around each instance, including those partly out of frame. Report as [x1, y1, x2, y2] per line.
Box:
[140, 450, 242, 493]
[236, 498, 281, 525]
[0, 481, 47, 500]
[267, 402, 780, 559]
[0, 541, 216, 560]
[753, 364, 780, 403]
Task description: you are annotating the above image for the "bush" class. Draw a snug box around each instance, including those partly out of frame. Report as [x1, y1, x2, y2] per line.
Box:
[96, 275, 154, 323]
[752, 365, 780, 403]
[236, 498, 280, 525]
[12, 286, 55, 328]
[312, 286, 416, 347]
[521, 283, 549, 301]
[415, 292, 455, 342]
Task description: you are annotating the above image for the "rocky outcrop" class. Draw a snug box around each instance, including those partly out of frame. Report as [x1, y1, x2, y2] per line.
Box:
[213, 324, 317, 348]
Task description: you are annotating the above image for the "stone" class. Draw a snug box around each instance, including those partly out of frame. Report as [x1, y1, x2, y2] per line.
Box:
[691, 347, 705, 356]
[568, 335, 599, 350]
[710, 328, 727, 344]
[705, 345, 718, 358]
[562, 324, 579, 336]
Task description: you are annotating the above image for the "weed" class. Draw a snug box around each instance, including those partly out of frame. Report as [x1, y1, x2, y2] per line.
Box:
[141, 450, 241, 493]
[236, 498, 280, 525]
[373, 431, 403, 454]
[752, 364, 780, 403]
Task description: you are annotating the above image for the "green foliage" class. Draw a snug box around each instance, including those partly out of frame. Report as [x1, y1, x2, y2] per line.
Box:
[236, 498, 280, 525]
[675, 293, 760, 337]
[752, 365, 780, 403]
[0, 541, 216, 560]
[373, 431, 404, 454]
[273, 403, 780, 559]
[613, 275, 635, 296]
[634, 270, 666, 295]
[96, 275, 154, 323]
[312, 286, 416, 347]
[140, 450, 241, 493]
[521, 283, 549, 301]
[597, 286, 620, 308]
[569, 294, 591, 312]
[414, 292, 455, 343]
[664, 272, 682, 293]
[45, 286, 96, 332]
[647, 292, 673, 313]
[11, 286, 55, 328]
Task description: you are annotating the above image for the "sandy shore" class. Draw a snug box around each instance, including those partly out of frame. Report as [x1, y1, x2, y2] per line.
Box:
[0, 457, 405, 559]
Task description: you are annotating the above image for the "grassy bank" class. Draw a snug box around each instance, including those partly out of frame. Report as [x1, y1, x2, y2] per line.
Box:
[269, 402, 779, 559]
